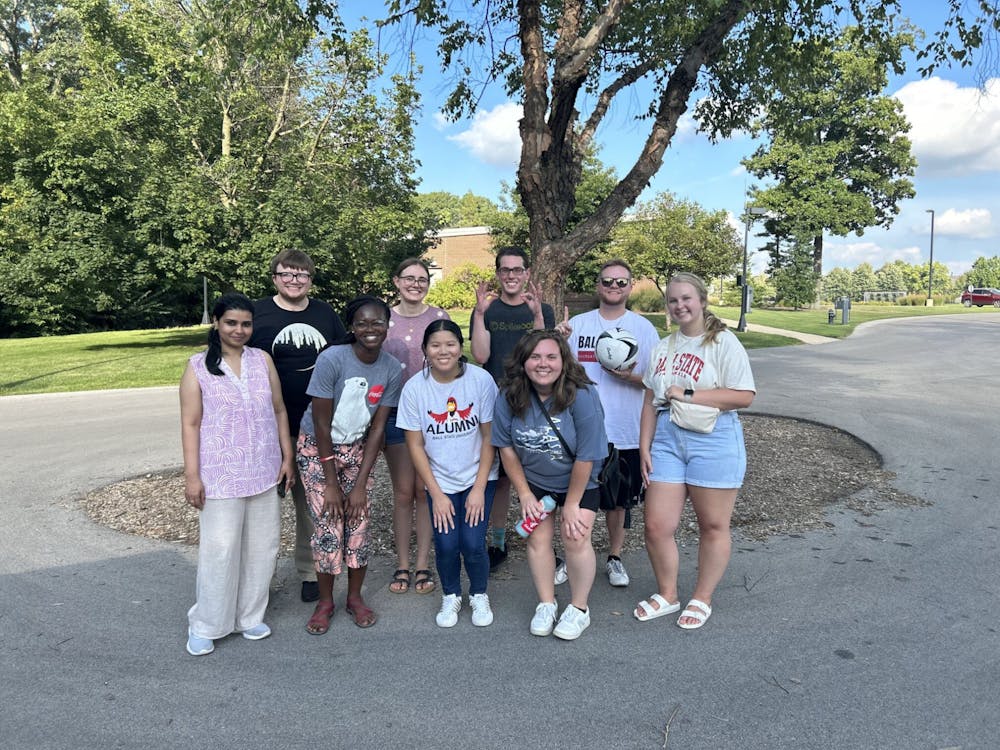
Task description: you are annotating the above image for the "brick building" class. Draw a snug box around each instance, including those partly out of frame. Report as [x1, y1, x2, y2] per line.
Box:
[424, 226, 495, 282]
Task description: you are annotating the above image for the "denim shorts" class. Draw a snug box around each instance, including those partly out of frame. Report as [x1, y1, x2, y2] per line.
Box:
[647, 410, 746, 489]
[383, 407, 405, 447]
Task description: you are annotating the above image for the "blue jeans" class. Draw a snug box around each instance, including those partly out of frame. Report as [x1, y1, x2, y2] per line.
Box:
[429, 481, 497, 596]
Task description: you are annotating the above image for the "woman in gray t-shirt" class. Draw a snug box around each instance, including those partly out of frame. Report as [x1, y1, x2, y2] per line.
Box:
[296, 296, 401, 634]
[492, 330, 608, 642]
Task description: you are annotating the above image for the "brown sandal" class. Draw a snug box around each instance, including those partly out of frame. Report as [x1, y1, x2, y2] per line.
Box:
[413, 569, 436, 595]
[345, 596, 377, 628]
[389, 568, 411, 594]
[306, 601, 335, 635]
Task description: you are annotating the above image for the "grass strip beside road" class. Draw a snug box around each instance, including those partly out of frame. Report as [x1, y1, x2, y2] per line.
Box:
[1, 311, 800, 396]
[711, 303, 987, 338]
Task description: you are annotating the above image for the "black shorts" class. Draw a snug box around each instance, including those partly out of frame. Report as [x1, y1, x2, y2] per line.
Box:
[527, 483, 601, 513]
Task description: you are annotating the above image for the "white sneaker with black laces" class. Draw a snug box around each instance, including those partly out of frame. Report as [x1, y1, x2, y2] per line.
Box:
[529, 601, 558, 636]
[553, 605, 591, 640]
[469, 593, 494, 626]
[436, 594, 462, 628]
[606, 557, 629, 587]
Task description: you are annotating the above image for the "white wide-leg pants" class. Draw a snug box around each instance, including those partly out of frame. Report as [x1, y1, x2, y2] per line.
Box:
[188, 487, 280, 639]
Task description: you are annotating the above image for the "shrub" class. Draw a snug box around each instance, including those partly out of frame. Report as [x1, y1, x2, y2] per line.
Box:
[896, 293, 953, 306]
[629, 286, 665, 312]
[424, 262, 495, 309]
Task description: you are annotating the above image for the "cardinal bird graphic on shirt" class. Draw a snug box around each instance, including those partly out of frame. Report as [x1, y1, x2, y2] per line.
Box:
[428, 396, 474, 424]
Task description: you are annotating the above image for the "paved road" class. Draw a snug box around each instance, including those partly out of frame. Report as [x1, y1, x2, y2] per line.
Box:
[1, 314, 998, 749]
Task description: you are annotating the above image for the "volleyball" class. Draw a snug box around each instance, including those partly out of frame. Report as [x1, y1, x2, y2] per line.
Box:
[594, 328, 640, 371]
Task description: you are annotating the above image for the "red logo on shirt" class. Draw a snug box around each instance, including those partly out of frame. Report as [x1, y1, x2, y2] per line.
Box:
[428, 397, 474, 424]
[367, 384, 385, 405]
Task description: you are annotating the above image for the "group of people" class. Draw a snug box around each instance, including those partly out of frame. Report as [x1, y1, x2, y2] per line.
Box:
[179, 246, 756, 655]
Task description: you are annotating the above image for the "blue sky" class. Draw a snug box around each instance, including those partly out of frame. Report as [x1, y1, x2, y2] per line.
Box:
[356, 3, 998, 278]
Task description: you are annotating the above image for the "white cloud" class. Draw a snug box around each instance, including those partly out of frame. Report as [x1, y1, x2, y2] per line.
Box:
[893, 77, 1000, 176]
[447, 102, 523, 167]
[946, 259, 974, 276]
[432, 112, 451, 131]
[930, 208, 994, 239]
[823, 241, 922, 269]
[673, 112, 698, 142]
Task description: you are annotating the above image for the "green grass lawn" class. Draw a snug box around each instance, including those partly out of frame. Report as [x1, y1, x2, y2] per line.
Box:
[1, 309, 799, 396]
[0, 326, 207, 396]
[711, 302, 990, 338]
[4, 302, 986, 397]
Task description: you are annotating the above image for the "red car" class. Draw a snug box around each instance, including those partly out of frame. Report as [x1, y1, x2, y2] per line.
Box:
[961, 288, 1000, 307]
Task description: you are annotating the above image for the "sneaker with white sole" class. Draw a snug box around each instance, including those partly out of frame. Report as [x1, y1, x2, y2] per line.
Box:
[529, 601, 558, 636]
[469, 593, 494, 627]
[605, 556, 629, 587]
[186, 629, 214, 656]
[554, 556, 568, 585]
[436, 594, 462, 628]
[553, 605, 591, 640]
[241, 623, 272, 640]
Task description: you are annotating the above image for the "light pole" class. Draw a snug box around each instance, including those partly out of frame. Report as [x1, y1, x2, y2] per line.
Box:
[925, 209, 935, 305]
[737, 206, 767, 332]
[201, 276, 209, 324]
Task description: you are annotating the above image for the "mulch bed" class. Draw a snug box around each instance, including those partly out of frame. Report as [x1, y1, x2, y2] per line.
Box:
[80, 415, 926, 558]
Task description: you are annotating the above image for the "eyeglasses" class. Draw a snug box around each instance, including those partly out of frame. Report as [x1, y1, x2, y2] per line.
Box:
[498, 266, 526, 277]
[352, 319, 388, 331]
[398, 275, 430, 286]
[600, 277, 631, 288]
[275, 271, 312, 283]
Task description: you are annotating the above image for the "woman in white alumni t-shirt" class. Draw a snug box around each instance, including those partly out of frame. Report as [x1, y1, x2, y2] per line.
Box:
[397, 319, 500, 629]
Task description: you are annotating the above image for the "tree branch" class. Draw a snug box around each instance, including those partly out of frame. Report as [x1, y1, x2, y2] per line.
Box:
[555, 0, 632, 83]
[253, 68, 293, 175]
[560, 0, 750, 253]
[578, 57, 658, 148]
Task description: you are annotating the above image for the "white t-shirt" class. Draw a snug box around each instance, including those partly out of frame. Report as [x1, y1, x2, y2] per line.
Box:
[643, 329, 756, 410]
[396, 364, 501, 493]
[567, 308, 660, 449]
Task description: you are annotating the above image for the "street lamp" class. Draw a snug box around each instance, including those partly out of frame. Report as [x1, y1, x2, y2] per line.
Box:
[926, 209, 935, 305]
[738, 206, 767, 332]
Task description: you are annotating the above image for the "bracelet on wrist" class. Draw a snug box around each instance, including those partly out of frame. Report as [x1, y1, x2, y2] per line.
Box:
[319, 454, 336, 463]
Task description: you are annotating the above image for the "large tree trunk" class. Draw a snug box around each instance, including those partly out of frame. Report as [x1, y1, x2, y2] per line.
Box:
[813, 234, 823, 276]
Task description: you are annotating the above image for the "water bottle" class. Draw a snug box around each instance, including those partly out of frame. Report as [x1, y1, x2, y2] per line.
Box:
[514, 495, 557, 537]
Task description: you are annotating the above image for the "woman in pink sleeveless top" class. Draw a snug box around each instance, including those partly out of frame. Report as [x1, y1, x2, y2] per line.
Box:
[179, 293, 294, 656]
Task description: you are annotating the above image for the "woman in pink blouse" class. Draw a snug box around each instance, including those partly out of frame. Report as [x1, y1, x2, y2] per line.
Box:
[381, 258, 450, 595]
[179, 293, 295, 656]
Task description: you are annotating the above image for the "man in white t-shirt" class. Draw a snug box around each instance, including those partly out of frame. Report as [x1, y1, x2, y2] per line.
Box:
[561, 259, 660, 587]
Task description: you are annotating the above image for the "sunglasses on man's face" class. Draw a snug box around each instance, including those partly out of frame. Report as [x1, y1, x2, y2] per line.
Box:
[600, 277, 630, 289]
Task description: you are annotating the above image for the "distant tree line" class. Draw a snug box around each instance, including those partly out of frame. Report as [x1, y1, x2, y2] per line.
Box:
[819, 257, 1000, 303]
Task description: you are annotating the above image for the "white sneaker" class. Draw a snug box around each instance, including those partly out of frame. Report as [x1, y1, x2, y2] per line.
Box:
[554, 556, 568, 585]
[241, 623, 272, 640]
[436, 594, 462, 628]
[469, 593, 494, 627]
[606, 557, 630, 587]
[186, 629, 214, 656]
[553, 605, 591, 640]
[529, 601, 558, 636]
